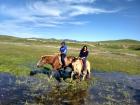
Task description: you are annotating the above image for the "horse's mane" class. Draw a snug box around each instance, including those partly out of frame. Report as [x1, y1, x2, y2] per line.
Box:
[41, 54, 75, 61]
[41, 54, 56, 58]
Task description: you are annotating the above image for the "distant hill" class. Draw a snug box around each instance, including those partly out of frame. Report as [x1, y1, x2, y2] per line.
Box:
[0, 35, 20, 40]
[0, 35, 139, 43]
[98, 39, 140, 44]
[0, 35, 140, 50]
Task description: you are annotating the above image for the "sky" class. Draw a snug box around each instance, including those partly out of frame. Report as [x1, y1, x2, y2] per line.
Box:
[0, 0, 140, 41]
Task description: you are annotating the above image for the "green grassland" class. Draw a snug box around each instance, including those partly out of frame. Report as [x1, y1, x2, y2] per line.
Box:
[0, 35, 140, 76]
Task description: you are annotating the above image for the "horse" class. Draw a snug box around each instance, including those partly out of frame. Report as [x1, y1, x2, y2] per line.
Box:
[36, 54, 75, 78]
[71, 58, 90, 81]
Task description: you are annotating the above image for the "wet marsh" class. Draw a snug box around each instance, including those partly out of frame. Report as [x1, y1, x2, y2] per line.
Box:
[0, 36, 140, 105]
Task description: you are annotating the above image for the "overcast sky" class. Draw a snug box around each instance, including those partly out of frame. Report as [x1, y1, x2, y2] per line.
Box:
[0, 0, 140, 41]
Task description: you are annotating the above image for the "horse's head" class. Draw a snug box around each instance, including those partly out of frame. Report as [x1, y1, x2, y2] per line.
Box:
[67, 56, 75, 63]
[72, 57, 81, 62]
[37, 55, 49, 68]
[71, 58, 82, 71]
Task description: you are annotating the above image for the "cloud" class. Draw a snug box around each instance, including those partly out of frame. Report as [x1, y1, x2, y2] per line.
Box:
[0, 0, 121, 37]
[68, 21, 89, 25]
[125, 0, 135, 2]
[29, 1, 62, 17]
[107, 0, 135, 2]
[69, 5, 120, 16]
[43, 0, 97, 4]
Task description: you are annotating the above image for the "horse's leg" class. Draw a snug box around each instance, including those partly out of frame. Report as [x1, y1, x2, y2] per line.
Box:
[54, 70, 62, 82]
[87, 69, 90, 79]
[78, 70, 82, 80]
[82, 70, 87, 80]
[71, 71, 74, 81]
[49, 72, 53, 79]
[49, 70, 55, 79]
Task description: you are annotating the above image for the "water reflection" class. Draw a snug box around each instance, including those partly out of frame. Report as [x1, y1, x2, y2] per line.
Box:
[0, 71, 140, 105]
[35, 86, 88, 105]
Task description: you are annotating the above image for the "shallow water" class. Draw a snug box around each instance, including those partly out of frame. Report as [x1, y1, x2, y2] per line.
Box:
[0, 70, 140, 105]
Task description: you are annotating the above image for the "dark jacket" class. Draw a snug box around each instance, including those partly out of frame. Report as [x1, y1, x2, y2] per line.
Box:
[79, 50, 89, 58]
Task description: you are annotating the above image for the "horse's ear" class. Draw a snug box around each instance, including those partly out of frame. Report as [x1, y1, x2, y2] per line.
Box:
[41, 56, 46, 59]
[72, 57, 75, 60]
[73, 57, 77, 61]
[78, 57, 82, 60]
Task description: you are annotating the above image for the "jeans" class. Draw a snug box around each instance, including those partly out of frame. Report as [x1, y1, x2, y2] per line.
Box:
[61, 53, 66, 67]
[82, 57, 87, 70]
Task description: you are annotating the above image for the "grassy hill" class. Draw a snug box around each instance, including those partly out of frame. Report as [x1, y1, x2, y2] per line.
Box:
[0, 35, 140, 75]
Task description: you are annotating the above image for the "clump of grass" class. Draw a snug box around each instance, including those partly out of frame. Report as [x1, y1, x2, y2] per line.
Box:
[88, 53, 140, 75]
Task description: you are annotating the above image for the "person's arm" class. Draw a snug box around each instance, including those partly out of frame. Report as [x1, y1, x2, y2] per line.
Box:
[63, 46, 67, 54]
[60, 46, 67, 54]
[85, 50, 89, 58]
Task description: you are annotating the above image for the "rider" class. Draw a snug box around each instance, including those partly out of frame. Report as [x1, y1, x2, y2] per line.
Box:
[60, 41, 67, 68]
[79, 45, 89, 70]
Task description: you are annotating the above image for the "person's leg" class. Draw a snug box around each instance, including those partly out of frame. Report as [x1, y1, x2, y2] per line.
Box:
[61, 54, 66, 67]
[82, 58, 87, 70]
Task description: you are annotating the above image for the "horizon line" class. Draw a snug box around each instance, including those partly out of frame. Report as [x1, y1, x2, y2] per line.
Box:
[0, 34, 140, 42]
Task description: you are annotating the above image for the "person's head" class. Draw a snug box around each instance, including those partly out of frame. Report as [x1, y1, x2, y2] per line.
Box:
[61, 41, 65, 46]
[82, 45, 88, 51]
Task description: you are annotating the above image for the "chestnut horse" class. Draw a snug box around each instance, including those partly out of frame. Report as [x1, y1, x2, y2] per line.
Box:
[71, 58, 90, 81]
[37, 54, 75, 77]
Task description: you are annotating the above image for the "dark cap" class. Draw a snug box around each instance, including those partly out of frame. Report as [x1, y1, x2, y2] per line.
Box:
[61, 41, 65, 45]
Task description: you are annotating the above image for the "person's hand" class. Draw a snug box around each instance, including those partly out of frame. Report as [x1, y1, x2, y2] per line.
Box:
[81, 57, 85, 59]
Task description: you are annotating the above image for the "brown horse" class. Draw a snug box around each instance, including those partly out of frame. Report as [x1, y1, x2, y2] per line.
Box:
[71, 58, 90, 81]
[37, 54, 75, 77]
